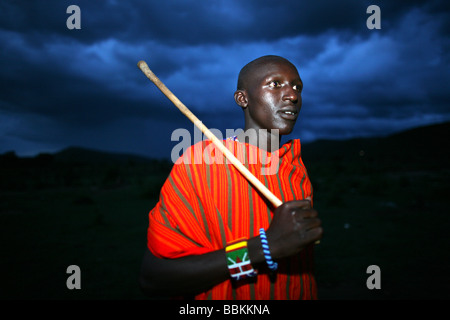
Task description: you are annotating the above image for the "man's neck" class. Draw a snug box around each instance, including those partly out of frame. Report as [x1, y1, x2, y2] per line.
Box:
[237, 128, 281, 152]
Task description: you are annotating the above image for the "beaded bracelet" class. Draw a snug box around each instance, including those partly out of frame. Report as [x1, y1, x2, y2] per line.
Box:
[259, 228, 278, 271]
[225, 239, 257, 280]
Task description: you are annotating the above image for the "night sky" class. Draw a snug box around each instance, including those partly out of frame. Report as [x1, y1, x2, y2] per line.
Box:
[1, 0, 449, 159]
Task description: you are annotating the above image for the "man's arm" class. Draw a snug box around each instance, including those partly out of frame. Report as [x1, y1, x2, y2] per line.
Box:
[139, 248, 228, 298]
[139, 199, 322, 298]
[138, 236, 265, 298]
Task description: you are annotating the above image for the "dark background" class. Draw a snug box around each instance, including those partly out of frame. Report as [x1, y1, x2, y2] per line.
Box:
[1, 0, 449, 300]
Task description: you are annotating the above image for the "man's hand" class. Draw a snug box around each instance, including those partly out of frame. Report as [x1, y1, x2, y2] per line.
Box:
[265, 199, 323, 260]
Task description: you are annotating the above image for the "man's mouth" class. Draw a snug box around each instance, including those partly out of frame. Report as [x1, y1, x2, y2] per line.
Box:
[279, 109, 298, 120]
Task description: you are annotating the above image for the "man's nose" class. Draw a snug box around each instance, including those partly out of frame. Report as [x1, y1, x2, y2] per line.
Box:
[282, 86, 299, 103]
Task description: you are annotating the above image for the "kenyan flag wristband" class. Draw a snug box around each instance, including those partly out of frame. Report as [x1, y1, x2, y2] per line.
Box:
[225, 239, 257, 281]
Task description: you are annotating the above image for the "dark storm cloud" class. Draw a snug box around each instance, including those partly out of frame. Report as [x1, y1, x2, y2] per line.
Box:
[0, 0, 449, 158]
[2, 0, 442, 45]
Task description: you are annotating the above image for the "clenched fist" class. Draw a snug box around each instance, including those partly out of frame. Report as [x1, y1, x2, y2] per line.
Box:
[265, 199, 323, 260]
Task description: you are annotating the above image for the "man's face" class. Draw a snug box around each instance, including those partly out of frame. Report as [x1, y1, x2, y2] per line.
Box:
[241, 60, 303, 135]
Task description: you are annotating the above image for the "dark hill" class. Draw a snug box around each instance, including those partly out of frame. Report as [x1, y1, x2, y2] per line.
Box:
[53, 146, 154, 165]
[302, 121, 450, 171]
[0, 146, 172, 191]
[1, 120, 448, 170]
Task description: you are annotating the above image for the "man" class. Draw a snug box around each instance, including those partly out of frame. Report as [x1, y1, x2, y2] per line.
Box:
[139, 55, 323, 299]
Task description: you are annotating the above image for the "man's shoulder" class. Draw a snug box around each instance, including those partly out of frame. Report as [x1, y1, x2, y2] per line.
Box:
[173, 139, 217, 166]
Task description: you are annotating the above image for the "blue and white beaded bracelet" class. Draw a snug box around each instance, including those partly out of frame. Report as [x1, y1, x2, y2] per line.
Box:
[259, 228, 278, 271]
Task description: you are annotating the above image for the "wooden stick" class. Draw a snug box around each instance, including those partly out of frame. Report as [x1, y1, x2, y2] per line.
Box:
[137, 60, 283, 208]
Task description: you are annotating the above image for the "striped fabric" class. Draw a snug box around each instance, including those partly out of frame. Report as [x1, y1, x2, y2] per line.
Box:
[147, 139, 316, 300]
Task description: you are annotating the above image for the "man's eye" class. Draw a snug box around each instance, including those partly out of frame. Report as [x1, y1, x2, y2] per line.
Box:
[269, 81, 281, 88]
[293, 85, 302, 92]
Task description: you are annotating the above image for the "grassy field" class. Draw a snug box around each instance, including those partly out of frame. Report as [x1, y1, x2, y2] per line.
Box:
[311, 169, 450, 299]
[0, 156, 168, 300]
[1, 122, 449, 300]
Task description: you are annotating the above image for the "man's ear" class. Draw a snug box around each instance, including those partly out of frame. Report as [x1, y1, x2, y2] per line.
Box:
[234, 90, 248, 108]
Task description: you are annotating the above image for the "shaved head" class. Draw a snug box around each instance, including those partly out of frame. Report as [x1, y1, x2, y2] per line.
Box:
[237, 55, 297, 91]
